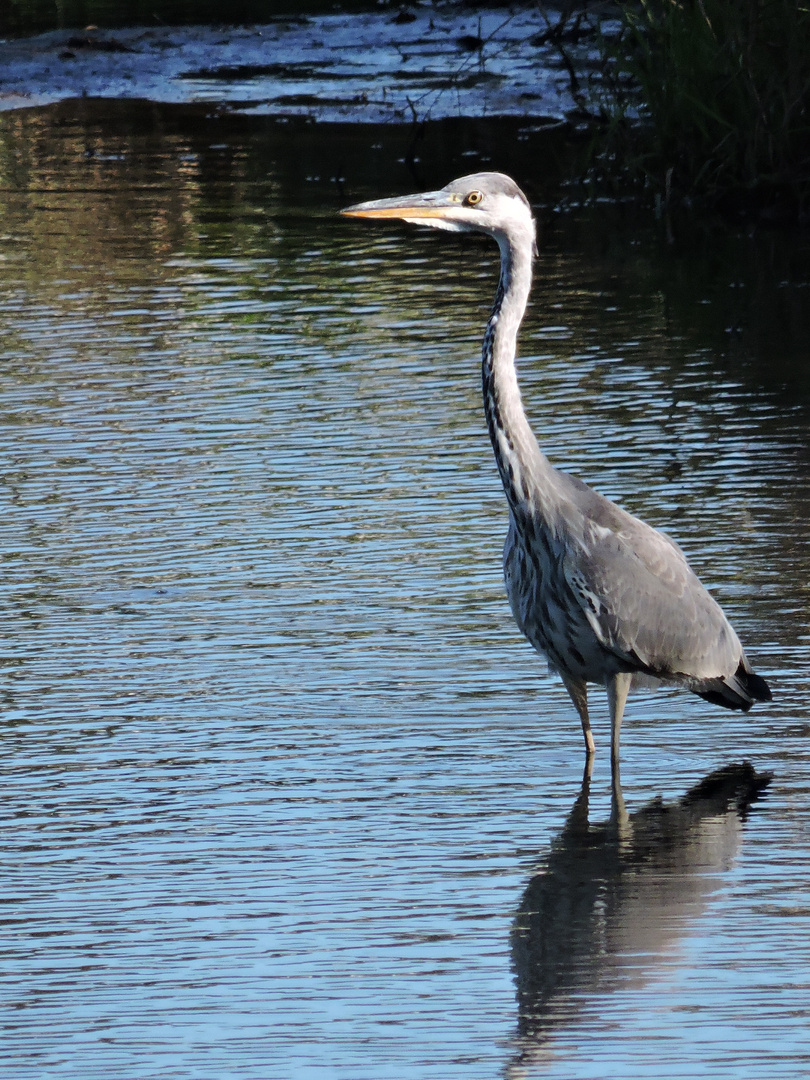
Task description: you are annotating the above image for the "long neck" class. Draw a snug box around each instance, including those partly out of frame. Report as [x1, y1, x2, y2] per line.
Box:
[482, 234, 557, 521]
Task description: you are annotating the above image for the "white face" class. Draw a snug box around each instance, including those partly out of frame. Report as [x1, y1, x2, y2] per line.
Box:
[417, 187, 534, 240]
[413, 185, 537, 262]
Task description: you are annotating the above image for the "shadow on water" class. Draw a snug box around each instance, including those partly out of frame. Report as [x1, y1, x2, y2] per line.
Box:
[508, 761, 771, 1074]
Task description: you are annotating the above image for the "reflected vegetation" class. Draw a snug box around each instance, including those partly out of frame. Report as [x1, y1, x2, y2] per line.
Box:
[0, 101, 569, 292]
[509, 762, 771, 1074]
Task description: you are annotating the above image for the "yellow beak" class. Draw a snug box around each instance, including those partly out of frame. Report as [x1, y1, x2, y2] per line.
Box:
[341, 190, 458, 221]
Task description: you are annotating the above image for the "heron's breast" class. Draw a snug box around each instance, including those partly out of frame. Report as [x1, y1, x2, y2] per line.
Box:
[503, 517, 612, 681]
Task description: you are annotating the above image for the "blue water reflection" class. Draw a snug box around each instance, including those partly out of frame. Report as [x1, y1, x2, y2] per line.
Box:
[0, 102, 808, 1079]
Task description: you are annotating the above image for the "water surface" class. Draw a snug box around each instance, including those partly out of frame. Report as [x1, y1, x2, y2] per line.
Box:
[1, 101, 809, 1079]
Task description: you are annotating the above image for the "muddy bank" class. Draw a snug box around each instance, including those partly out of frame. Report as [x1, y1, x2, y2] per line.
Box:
[0, 8, 593, 123]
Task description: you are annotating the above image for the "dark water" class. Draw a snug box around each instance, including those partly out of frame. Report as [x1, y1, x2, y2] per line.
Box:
[0, 0, 360, 37]
[1, 100, 809, 1079]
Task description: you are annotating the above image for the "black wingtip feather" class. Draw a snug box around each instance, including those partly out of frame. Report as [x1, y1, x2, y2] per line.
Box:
[743, 668, 772, 703]
[695, 661, 772, 712]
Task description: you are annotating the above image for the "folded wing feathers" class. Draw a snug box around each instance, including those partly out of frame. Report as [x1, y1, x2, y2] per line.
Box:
[558, 473, 768, 709]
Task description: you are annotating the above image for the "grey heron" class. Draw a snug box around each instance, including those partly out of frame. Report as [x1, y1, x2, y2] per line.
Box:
[342, 172, 771, 762]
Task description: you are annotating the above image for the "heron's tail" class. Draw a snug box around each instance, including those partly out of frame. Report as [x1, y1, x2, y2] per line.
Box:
[694, 661, 772, 712]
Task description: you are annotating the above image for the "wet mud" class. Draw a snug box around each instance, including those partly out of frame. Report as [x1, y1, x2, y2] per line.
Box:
[0, 8, 594, 123]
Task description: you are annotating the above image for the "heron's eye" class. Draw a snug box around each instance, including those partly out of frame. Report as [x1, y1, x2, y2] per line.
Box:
[464, 190, 484, 207]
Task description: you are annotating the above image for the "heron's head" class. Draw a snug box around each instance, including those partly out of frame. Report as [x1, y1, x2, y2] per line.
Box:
[342, 172, 536, 257]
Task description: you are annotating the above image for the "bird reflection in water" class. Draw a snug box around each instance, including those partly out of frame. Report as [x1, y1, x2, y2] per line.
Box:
[508, 761, 770, 1072]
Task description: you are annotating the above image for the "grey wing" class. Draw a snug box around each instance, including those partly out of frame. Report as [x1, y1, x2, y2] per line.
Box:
[559, 476, 743, 680]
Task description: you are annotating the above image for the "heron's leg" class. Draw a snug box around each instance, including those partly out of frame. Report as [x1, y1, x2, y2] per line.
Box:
[607, 671, 632, 764]
[582, 752, 594, 787]
[563, 757, 593, 838]
[608, 754, 631, 842]
[560, 672, 595, 756]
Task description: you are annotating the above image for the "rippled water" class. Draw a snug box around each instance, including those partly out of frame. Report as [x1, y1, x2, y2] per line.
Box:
[1, 101, 810, 1079]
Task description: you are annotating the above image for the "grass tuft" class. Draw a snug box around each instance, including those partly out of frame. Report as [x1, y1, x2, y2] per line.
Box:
[593, 0, 810, 219]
